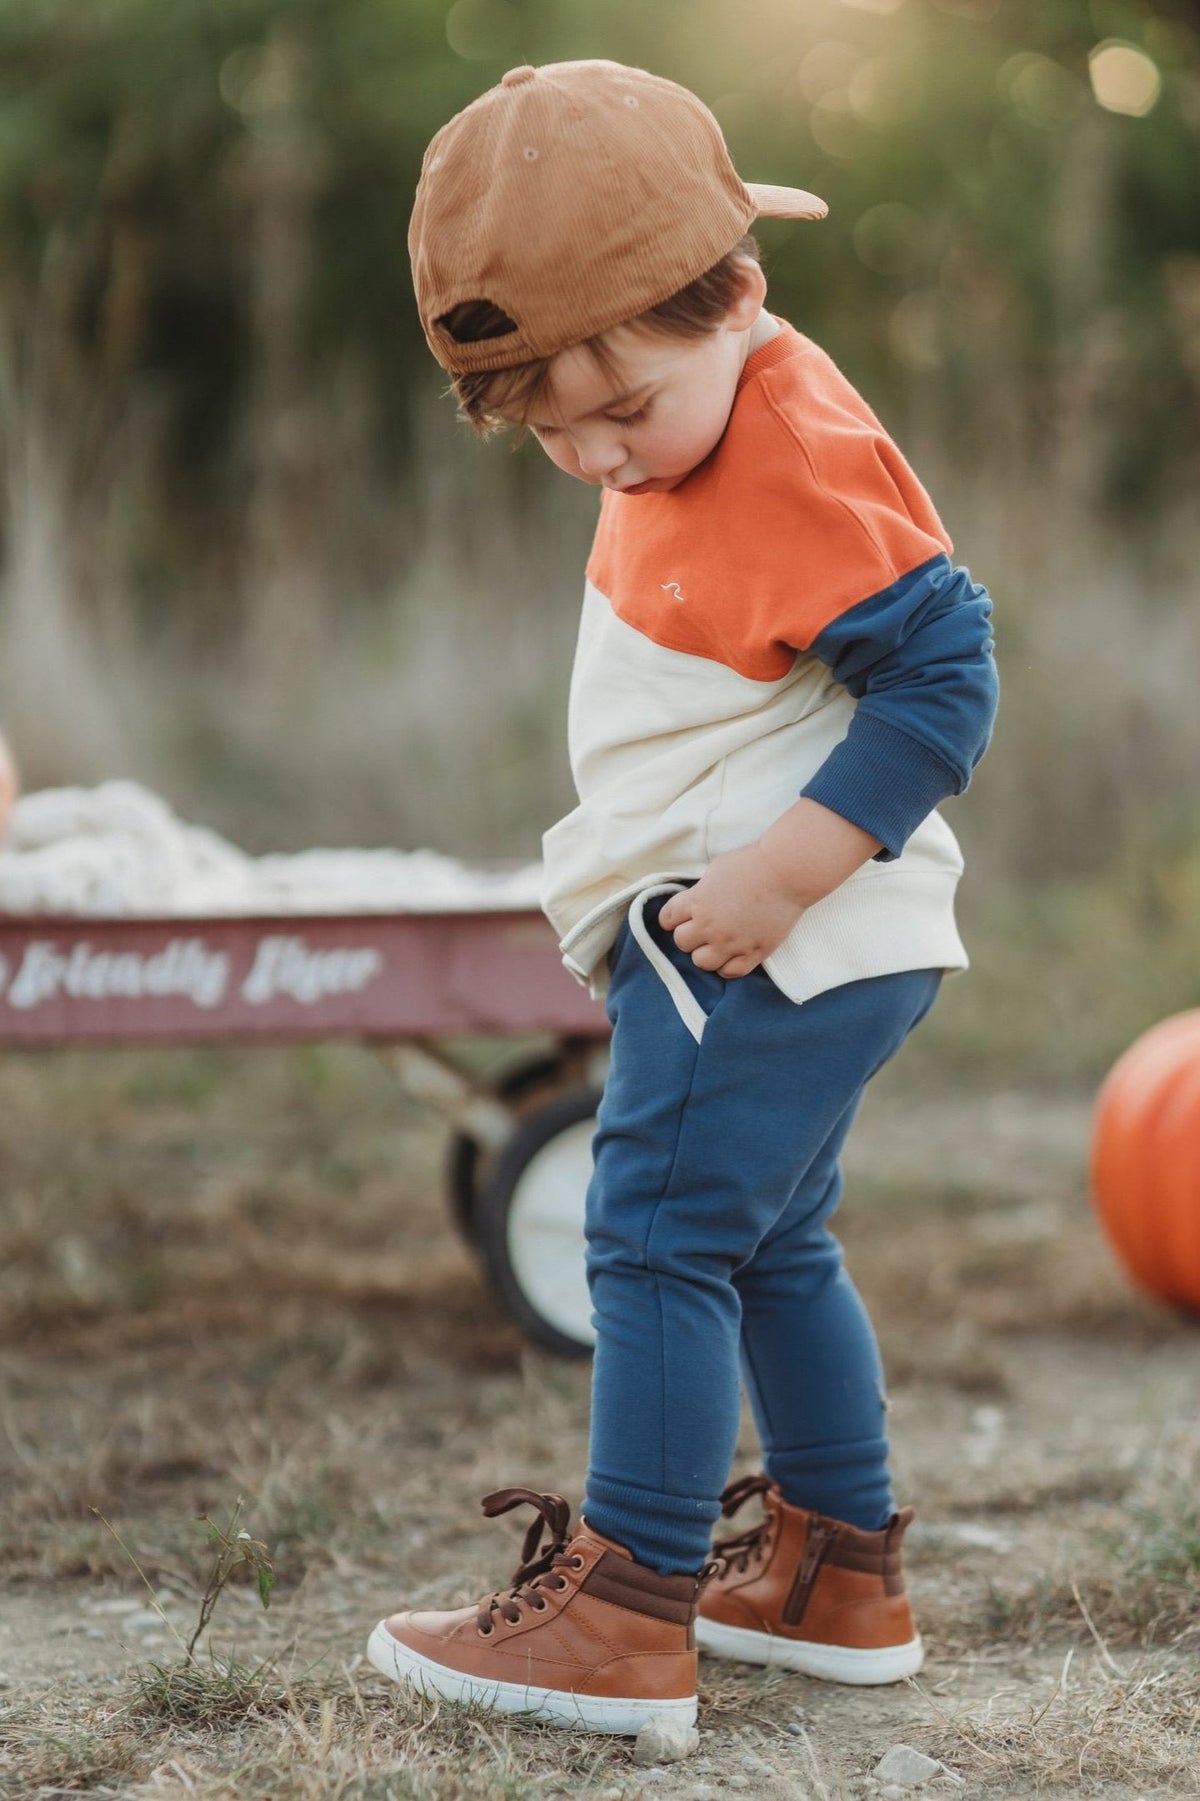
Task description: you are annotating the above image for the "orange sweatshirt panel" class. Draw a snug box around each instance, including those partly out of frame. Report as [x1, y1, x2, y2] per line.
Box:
[586, 324, 953, 683]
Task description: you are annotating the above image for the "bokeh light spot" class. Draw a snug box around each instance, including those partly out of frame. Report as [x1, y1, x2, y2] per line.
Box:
[931, 0, 1001, 16]
[889, 290, 943, 370]
[218, 47, 262, 114]
[445, 0, 521, 64]
[795, 42, 860, 107]
[809, 100, 862, 160]
[998, 53, 1087, 130]
[853, 202, 922, 275]
[847, 58, 922, 127]
[1088, 41, 1162, 117]
[217, 40, 307, 127]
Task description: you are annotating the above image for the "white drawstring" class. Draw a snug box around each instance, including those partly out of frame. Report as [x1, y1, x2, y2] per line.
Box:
[626, 884, 708, 1044]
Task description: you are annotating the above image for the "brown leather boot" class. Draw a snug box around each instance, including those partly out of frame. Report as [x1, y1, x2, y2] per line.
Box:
[367, 1487, 710, 1735]
[695, 1474, 923, 1685]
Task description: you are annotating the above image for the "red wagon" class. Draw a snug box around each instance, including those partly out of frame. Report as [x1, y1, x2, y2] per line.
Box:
[0, 905, 609, 1356]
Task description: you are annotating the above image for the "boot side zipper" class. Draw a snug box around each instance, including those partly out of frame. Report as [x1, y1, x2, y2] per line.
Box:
[782, 1521, 838, 1627]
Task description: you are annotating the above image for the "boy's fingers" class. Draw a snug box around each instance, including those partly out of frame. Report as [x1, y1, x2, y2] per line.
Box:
[718, 955, 758, 979]
[672, 926, 705, 956]
[689, 944, 723, 971]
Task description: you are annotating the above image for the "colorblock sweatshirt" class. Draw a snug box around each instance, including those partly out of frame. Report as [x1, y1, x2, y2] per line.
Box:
[540, 320, 999, 1002]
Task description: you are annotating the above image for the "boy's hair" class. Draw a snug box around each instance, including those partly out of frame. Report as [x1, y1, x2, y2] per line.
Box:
[445, 233, 761, 437]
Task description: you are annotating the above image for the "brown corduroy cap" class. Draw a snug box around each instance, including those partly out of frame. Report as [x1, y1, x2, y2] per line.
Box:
[409, 59, 827, 376]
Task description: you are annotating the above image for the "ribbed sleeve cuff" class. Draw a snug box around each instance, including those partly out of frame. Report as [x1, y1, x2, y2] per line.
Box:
[801, 711, 961, 862]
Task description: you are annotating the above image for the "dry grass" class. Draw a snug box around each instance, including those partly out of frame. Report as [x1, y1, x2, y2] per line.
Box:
[0, 1677, 636, 1800]
[1, 1044, 1198, 1798]
[918, 1655, 1200, 1795]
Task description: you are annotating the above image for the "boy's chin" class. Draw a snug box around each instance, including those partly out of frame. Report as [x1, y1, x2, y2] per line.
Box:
[606, 473, 687, 496]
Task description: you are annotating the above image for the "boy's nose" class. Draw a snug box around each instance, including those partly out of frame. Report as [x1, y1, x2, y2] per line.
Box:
[576, 435, 627, 481]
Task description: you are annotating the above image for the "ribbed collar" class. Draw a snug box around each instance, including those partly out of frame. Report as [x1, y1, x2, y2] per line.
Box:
[735, 317, 804, 395]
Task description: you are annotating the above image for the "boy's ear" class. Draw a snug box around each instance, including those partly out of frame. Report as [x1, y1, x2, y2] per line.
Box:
[724, 256, 768, 330]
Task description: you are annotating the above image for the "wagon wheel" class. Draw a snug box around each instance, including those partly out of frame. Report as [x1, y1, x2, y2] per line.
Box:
[445, 1054, 580, 1244]
[475, 1086, 602, 1358]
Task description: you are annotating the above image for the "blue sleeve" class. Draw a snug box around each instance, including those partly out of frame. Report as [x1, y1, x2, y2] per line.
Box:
[800, 554, 999, 861]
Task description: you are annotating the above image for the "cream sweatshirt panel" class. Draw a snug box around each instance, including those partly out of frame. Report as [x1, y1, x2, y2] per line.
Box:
[540, 581, 967, 1001]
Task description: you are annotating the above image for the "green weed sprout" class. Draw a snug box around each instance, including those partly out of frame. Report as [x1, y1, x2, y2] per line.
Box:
[93, 1494, 274, 1662]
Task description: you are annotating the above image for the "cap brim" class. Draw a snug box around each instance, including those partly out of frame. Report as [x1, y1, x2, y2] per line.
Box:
[746, 181, 828, 221]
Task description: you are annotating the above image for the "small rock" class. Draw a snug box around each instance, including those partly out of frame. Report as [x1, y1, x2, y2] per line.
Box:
[881, 1787, 908, 1801]
[122, 1610, 169, 1633]
[633, 1716, 700, 1766]
[728, 1780, 749, 1793]
[874, 1744, 943, 1786]
[785, 1720, 804, 1736]
[939, 1522, 1012, 1554]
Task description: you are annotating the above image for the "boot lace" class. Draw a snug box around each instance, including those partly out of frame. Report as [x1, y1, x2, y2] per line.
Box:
[473, 1487, 586, 1635]
[711, 1473, 776, 1575]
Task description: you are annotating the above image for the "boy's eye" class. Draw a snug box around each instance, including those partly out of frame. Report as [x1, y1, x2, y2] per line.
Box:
[531, 399, 650, 439]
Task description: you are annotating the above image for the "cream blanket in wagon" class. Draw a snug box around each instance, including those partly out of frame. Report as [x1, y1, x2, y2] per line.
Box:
[0, 781, 542, 918]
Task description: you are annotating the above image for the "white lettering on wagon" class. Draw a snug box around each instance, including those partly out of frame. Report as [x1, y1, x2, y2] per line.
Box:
[240, 936, 384, 1006]
[3, 938, 231, 1011]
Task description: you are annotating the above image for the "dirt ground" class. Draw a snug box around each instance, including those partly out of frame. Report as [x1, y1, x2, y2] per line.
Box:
[1, 1042, 1198, 1799]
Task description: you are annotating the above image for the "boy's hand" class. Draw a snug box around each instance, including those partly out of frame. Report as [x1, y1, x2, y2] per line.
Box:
[657, 798, 883, 979]
[657, 843, 806, 979]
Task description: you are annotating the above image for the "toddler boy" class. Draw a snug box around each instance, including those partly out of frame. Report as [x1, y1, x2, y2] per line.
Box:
[369, 59, 998, 1735]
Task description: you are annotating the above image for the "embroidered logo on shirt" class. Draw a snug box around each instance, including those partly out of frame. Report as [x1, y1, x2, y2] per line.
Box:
[660, 581, 686, 603]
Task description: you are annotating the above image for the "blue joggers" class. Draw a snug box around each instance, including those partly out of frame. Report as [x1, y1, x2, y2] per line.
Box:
[582, 887, 942, 1575]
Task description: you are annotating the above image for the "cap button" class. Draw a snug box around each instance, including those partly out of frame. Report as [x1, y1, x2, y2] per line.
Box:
[501, 65, 536, 87]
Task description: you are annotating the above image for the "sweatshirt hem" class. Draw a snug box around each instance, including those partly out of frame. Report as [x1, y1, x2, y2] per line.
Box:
[554, 866, 967, 1004]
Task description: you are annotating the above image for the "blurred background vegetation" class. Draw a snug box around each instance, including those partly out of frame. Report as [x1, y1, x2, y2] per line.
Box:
[0, 0, 1197, 1080]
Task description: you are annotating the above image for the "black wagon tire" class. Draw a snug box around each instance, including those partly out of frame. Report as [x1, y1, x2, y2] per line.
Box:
[475, 1087, 602, 1357]
[445, 1055, 573, 1244]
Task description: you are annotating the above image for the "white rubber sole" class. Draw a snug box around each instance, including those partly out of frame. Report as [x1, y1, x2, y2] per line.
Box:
[695, 1616, 924, 1685]
[367, 1621, 697, 1736]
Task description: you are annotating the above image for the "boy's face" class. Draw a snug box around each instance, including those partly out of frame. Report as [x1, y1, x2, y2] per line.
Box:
[505, 261, 768, 496]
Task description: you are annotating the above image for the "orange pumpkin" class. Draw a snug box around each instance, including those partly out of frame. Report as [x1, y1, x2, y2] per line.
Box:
[1090, 1009, 1200, 1311]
